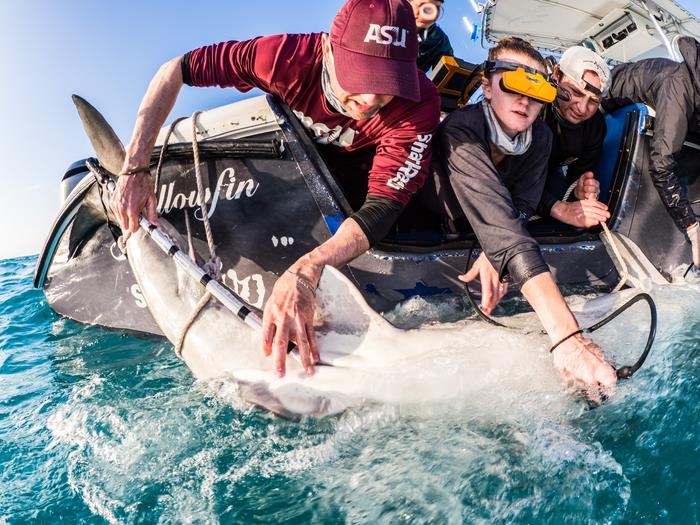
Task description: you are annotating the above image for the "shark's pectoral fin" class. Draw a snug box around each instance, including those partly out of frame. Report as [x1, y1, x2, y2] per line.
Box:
[313, 266, 409, 367]
[235, 380, 304, 421]
[235, 377, 351, 419]
[315, 266, 397, 332]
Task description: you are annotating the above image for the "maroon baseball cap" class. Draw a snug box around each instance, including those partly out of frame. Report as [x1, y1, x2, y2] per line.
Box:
[330, 0, 420, 101]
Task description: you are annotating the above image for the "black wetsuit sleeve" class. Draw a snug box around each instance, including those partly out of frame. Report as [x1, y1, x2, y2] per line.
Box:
[647, 84, 696, 230]
[438, 111, 552, 285]
[604, 56, 697, 229]
[181, 53, 192, 85]
[351, 196, 405, 246]
[537, 176, 561, 218]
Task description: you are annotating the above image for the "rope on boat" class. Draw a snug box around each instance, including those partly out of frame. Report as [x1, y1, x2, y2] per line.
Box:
[154, 117, 187, 191]
[190, 111, 221, 277]
[561, 179, 577, 202]
[600, 221, 644, 291]
[173, 111, 222, 359]
[557, 181, 645, 292]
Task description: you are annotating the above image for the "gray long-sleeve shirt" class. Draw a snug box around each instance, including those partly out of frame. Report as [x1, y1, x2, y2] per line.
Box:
[424, 103, 553, 285]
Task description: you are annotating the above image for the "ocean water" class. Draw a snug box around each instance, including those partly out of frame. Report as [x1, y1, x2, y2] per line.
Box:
[2, 255, 700, 524]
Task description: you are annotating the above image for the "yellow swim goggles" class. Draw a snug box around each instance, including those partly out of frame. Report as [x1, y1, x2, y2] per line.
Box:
[483, 60, 557, 104]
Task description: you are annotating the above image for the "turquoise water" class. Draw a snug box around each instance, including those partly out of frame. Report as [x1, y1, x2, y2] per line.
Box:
[2, 255, 700, 524]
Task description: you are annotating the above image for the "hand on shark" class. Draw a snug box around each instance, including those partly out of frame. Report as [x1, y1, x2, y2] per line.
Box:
[551, 334, 617, 402]
[111, 171, 159, 233]
[262, 267, 321, 377]
[462, 258, 618, 399]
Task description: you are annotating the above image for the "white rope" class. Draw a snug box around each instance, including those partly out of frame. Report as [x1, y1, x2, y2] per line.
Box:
[600, 221, 644, 291]
[173, 111, 225, 358]
[529, 181, 578, 221]
[561, 180, 577, 202]
[191, 111, 221, 279]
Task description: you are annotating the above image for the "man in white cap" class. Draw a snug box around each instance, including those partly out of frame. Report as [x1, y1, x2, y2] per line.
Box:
[111, 0, 440, 377]
[537, 46, 612, 228]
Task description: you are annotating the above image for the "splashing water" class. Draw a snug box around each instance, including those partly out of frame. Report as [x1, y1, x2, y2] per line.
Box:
[2, 256, 700, 524]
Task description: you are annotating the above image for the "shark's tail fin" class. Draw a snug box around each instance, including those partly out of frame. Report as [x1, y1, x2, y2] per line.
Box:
[72, 94, 126, 175]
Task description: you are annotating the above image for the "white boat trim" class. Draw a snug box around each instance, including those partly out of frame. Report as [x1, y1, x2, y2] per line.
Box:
[481, 0, 700, 62]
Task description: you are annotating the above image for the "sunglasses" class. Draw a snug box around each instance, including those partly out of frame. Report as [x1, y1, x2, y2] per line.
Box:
[483, 60, 557, 104]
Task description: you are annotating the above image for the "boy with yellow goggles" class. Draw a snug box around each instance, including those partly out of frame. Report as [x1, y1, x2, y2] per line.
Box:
[483, 60, 557, 104]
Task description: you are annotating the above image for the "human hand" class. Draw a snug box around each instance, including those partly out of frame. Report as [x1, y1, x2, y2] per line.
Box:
[111, 171, 159, 233]
[573, 171, 601, 201]
[262, 266, 321, 378]
[458, 252, 508, 315]
[551, 199, 610, 228]
[551, 334, 617, 402]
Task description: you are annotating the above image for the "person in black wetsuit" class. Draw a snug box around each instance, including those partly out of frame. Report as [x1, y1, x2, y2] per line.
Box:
[538, 46, 611, 228]
[603, 36, 700, 266]
[422, 37, 617, 398]
[408, 0, 454, 72]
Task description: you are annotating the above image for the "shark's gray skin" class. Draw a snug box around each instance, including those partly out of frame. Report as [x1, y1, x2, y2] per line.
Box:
[72, 94, 126, 176]
[70, 95, 659, 418]
[123, 219, 648, 419]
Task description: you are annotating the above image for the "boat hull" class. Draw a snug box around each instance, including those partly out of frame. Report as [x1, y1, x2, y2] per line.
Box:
[34, 96, 699, 335]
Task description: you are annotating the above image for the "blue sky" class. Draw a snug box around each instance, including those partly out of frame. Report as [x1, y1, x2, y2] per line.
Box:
[0, 1, 482, 260]
[1, 1, 699, 260]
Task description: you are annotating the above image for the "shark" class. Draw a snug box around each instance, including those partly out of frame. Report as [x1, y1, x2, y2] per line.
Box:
[123, 218, 658, 419]
[71, 94, 661, 419]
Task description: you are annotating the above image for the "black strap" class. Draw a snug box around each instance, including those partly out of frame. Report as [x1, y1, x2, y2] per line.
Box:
[549, 329, 583, 353]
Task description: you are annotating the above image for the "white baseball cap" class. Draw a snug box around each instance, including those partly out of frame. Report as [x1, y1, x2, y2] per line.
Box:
[558, 46, 610, 95]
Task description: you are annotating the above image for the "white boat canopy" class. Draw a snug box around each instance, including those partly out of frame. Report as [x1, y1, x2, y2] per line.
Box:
[481, 0, 700, 62]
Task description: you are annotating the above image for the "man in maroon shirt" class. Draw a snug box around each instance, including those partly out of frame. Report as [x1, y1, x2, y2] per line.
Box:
[111, 0, 441, 378]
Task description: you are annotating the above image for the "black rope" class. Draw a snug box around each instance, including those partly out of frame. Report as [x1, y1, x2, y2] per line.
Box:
[583, 292, 657, 379]
[549, 329, 583, 353]
[463, 247, 656, 379]
[683, 263, 695, 279]
[463, 247, 508, 327]
[88, 158, 122, 244]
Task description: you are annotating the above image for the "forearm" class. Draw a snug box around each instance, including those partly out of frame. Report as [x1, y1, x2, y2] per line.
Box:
[123, 57, 184, 170]
[289, 218, 369, 286]
[520, 272, 579, 342]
